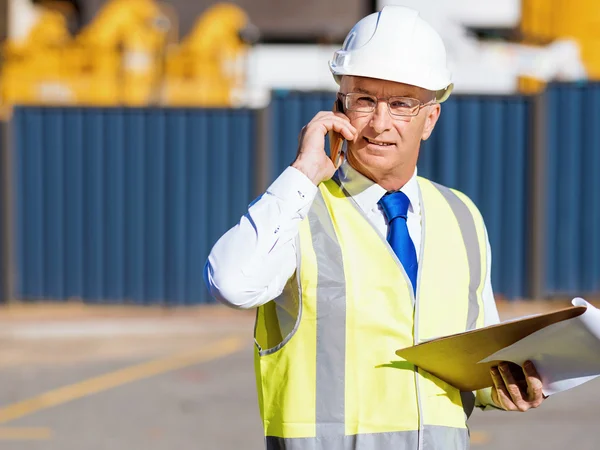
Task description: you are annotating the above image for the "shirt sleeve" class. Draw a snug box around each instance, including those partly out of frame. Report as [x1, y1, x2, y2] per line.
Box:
[475, 225, 503, 410]
[204, 167, 318, 309]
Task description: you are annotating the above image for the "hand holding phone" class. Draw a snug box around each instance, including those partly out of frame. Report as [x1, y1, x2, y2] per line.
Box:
[292, 103, 356, 185]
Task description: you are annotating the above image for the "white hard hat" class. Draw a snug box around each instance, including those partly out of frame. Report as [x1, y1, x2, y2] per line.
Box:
[329, 5, 453, 103]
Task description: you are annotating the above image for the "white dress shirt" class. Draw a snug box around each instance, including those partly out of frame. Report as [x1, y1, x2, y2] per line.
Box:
[204, 160, 500, 331]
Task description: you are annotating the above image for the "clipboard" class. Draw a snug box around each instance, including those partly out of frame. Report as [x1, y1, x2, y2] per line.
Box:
[395, 305, 587, 391]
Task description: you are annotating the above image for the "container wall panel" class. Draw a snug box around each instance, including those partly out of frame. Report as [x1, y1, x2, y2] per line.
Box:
[12, 107, 256, 304]
[544, 84, 600, 296]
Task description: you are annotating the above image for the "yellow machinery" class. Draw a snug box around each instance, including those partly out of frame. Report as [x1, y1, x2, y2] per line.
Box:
[0, 0, 170, 107]
[162, 3, 254, 107]
[520, 0, 600, 93]
[0, 1, 253, 109]
[1, 9, 74, 109]
[71, 0, 170, 105]
[1, 0, 170, 107]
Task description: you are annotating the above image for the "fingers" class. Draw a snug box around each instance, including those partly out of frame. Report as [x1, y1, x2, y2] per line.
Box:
[308, 112, 357, 141]
[490, 366, 518, 411]
[491, 362, 546, 412]
[523, 360, 545, 407]
[293, 111, 355, 185]
[322, 116, 357, 141]
[498, 363, 533, 412]
[331, 119, 357, 141]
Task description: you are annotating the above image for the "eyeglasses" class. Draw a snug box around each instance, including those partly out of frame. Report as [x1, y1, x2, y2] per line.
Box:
[337, 92, 436, 117]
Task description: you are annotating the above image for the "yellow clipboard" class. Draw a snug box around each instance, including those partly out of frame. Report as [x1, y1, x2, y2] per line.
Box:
[395, 305, 587, 391]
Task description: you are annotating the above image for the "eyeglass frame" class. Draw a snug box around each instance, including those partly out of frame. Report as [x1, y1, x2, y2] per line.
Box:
[337, 92, 437, 118]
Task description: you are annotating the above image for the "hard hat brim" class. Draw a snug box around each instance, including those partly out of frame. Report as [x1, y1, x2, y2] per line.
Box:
[331, 70, 454, 104]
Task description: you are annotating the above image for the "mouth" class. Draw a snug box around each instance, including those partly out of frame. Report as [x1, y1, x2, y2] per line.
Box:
[364, 137, 395, 147]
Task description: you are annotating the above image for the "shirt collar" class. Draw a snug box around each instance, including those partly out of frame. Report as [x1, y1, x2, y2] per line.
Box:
[337, 159, 421, 216]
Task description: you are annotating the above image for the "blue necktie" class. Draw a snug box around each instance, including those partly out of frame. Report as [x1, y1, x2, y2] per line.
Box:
[378, 191, 418, 295]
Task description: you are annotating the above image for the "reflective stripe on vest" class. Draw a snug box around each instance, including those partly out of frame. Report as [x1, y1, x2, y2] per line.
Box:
[266, 426, 468, 449]
[429, 181, 482, 331]
[254, 176, 487, 450]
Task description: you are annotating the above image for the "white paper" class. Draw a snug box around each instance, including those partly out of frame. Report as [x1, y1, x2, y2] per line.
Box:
[479, 298, 600, 396]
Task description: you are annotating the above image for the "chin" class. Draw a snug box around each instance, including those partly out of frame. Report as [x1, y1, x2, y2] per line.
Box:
[353, 150, 398, 173]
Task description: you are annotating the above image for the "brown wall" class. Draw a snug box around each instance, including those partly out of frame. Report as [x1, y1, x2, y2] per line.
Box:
[79, 0, 372, 43]
[0, 0, 7, 41]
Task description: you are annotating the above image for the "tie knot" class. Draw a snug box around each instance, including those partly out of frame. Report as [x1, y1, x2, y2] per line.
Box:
[378, 191, 410, 222]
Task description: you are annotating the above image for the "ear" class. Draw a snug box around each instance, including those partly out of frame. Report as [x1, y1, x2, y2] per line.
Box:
[421, 104, 441, 141]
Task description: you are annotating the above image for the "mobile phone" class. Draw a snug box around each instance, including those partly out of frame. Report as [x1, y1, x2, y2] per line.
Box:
[328, 98, 345, 169]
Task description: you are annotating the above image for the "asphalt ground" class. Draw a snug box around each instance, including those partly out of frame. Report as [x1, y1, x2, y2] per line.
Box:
[0, 301, 599, 450]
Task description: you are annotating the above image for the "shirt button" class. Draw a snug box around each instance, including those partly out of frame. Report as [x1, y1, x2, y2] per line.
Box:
[298, 190, 305, 199]
[274, 226, 280, 234]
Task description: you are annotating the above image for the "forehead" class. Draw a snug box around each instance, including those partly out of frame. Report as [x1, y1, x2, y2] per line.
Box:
[341, 76, 431, 100]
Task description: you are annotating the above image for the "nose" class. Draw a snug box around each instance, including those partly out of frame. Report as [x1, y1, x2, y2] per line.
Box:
[369, 101, 393, 134]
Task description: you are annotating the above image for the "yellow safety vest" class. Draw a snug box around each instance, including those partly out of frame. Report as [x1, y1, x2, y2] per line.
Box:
[254, 176, 488, 450]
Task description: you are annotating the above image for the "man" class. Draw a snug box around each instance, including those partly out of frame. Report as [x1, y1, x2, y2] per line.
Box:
[205, 6, 545, 449]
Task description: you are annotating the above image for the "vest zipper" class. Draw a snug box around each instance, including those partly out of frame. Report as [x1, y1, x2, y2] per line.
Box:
[414, 184, 426, 450]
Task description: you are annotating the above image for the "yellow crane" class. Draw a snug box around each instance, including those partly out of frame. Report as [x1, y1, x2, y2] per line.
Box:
[162, 3, 257, 107]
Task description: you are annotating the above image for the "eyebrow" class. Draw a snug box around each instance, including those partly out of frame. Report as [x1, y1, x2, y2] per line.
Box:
[354, 87, 374, 95]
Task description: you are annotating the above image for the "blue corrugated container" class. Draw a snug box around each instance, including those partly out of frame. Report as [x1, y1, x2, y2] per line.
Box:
[544, 84, 600, 297]
[13, 107, 255, 305]
[419, 96, 531, 300]
[13, 86, 599, 304]
[268, 91, 531, 299]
